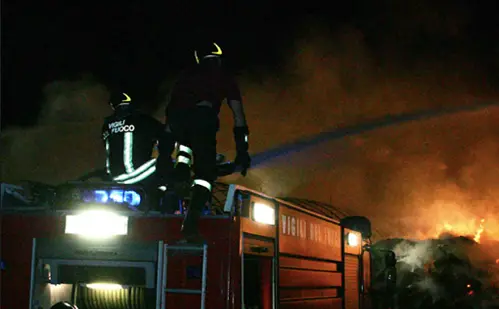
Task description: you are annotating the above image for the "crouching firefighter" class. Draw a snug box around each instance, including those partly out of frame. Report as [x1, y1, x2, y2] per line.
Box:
[166, 41, 251, 242]
[102, 91, 175, 194]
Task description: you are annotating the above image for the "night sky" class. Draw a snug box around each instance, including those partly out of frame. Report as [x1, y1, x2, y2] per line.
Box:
[3, 1, 498, 129]
[2, 1, 329, 127]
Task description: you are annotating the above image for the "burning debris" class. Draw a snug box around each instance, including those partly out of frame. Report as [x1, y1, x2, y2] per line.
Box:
[371, 231, 499, 309]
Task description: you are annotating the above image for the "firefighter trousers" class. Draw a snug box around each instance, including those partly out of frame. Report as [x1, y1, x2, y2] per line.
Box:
[168, 106, 218, 238]
[169, 106, 218, 185]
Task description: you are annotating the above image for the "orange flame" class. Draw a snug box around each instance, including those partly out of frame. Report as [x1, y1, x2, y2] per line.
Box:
[474, 219, 486, 243]
[434, 218, 486, 243]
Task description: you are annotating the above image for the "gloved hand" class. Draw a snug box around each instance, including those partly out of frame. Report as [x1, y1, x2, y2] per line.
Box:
[235, 151, 251, 176]
[233, 126, 251, 176]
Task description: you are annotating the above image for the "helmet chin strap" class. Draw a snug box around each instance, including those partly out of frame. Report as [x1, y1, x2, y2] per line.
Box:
[201, 55, 221, 66]
[110, 102, 131, 111]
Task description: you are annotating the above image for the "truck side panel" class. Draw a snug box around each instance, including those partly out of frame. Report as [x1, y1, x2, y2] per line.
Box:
[278, 205, 343, 309]
[345, 254, 360, 309]
[1, 215, 64, 309]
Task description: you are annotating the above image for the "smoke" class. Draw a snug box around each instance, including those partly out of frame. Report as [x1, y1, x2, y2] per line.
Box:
[374, 237, 498, 305]
[394, 240, 433, 272]
[414, 277, 442, 301]
[37, 77, 110, 125]
[0, 79, 112, 183]
[2, 10, 499, 243]
[393, 240, 443, 300]
[215, 23, 499, 241]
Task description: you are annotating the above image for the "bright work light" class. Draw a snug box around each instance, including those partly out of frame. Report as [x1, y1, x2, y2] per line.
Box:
[252, 203, 275, 225]
[347, 232, 360, 247]
[65, 210, 128, 238]
[85, 282, 123, 290]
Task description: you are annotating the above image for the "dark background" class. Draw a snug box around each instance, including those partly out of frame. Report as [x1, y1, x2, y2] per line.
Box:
[3, 1, 499, 129]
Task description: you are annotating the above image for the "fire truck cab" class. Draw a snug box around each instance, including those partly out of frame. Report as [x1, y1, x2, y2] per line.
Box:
[0, 181, 373, 309]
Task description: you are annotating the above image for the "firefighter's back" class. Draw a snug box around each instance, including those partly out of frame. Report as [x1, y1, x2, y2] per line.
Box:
[167, 63, 237, 115]
[104, 111, 161, 177]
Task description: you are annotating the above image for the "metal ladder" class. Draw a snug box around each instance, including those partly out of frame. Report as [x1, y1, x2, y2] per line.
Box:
[158, 243, 208, 309]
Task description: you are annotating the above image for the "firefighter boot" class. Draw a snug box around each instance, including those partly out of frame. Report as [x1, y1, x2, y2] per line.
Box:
[180, 184, 211, 243]
[173, 162, 192, 199]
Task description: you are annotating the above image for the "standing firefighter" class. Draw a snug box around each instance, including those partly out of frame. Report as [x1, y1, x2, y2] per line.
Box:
[383, 251, 397, 309]
[102, 91, 174, 189]
[166, 41, 251, 242]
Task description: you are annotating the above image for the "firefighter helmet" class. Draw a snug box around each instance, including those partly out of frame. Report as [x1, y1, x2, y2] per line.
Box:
[50, 301, 78, 309]
[109, 92, 132, 109]
[194, 42, 223, 64]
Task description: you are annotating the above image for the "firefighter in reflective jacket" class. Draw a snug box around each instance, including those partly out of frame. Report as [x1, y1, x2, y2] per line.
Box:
[102, 92, 174, 187]
[166, 41, 251, 241]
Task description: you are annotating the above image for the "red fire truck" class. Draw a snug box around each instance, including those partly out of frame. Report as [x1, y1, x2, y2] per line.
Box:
[0, 181, 373, 309]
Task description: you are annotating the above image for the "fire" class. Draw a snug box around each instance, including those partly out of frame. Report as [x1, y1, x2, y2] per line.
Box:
[434, 218, 486, 243]
[474, 219, 485, 243]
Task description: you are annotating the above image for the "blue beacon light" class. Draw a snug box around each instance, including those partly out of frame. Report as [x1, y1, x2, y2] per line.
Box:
[91, 190, 141, 207]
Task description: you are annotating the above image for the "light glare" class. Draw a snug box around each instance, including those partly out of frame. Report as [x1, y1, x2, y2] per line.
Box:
[347, 232, 360, 247]
[86, 283, 123, 290]
[253, 203, 275, 225]
[65, 210, 128, 238]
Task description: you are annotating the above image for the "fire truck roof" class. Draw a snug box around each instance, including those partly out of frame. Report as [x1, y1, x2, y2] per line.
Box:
[277, 197, 349, 221]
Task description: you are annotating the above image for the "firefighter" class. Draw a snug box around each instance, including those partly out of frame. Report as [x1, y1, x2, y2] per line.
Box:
[102, 91, 175, 190]
[383, 251, 397, 309]
[50, 301, 78, 309]
[165, 41, 251, 242]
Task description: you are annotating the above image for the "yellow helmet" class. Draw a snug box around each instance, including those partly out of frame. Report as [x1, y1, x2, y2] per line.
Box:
[109, 92, 132, 109]
[194, 42, 223, 64]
